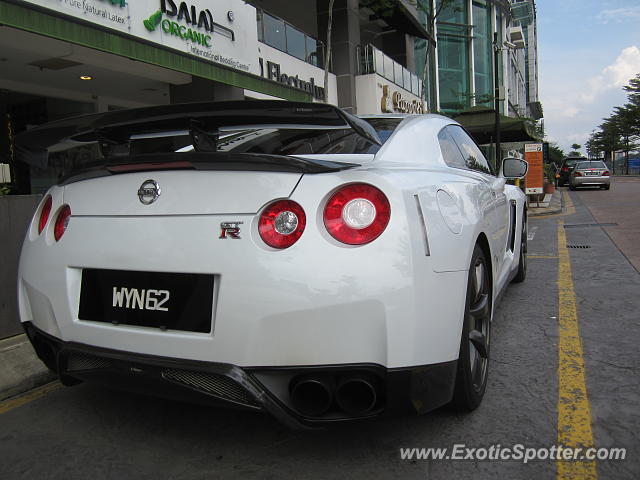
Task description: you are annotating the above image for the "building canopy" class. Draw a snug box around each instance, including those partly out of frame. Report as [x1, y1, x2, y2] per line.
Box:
[454, 107, 542, 145]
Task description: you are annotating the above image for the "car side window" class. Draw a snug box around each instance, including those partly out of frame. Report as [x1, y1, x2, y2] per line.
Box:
[447, 126, 494, 175]
[437, 128, 467, 169]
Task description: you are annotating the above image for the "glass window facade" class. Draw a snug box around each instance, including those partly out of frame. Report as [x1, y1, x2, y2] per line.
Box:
[257, 10, 323, 68]
[437, 0, 470, 113]
[472, 1, 492, 106]
[261, 11, 286, 52]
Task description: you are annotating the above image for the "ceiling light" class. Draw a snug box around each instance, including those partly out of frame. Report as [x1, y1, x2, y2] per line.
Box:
[79, 75, 93, 80]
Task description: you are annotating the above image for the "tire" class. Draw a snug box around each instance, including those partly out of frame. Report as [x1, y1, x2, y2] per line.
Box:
[569, 184, 576, 191]
[512, 212, 527, 283]
[604, 185, 610, 190]
[451, 244, 491, 411]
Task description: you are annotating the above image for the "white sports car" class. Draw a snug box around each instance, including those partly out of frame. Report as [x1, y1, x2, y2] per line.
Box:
[16, 101, 528, 428]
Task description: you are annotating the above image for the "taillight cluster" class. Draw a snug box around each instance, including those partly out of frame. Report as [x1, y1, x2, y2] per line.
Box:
[258, 200, 306, 249]
[257, 183, 390, 249]
[602, 170, 610, 176]
[38, 196, 52, 234]
[324, 184, 390, 245]
[37, 195, 71, 241]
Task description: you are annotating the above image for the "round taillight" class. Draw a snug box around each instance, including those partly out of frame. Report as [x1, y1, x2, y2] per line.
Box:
[38, 195, 52, 234]
[258, 200, 306, 249]
[54, 205, 71, 241]
[324, 184, 390, 245]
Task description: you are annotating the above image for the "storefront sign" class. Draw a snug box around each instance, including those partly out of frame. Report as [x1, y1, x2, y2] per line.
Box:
[20, 0, 258, 74]
[381, 85, 424, 114]
[259, 59, 325, 101]
[355, 74, 424, 115]
[524, 143, 544, 194]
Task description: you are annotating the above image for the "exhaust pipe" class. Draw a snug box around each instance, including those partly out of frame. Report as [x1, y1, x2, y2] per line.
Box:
[335, 375, 378, 415]
[290, 375, 334, 417]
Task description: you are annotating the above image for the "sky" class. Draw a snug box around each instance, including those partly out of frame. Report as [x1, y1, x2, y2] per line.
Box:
[536, 0, 640, 154]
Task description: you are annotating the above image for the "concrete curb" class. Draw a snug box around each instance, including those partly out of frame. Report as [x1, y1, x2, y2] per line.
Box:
[0, 334, 56, 402]
[528, 189, 563, 217]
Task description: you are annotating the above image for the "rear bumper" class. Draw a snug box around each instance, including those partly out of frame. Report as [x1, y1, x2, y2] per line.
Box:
[571, 176, 610, 187]
[24, 322, 457, 428]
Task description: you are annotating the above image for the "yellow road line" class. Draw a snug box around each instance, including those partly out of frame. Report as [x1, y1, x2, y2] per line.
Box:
[557, 221, 597, 479]
[0, 381, 62, 415]
[562, 190, 576, 216]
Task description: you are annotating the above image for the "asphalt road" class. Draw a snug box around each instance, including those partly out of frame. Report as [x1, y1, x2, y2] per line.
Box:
[1, 178, 639, 479]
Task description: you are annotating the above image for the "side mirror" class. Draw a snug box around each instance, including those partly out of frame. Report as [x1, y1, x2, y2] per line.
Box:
[502, 157, 528, 179]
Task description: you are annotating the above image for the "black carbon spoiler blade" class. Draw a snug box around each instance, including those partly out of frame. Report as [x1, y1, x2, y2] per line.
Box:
[58, 152, 360, 186]
[15, 100, 381, 168]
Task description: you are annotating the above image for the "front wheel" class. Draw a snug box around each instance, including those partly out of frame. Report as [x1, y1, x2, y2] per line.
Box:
[451, 244, 492, 411]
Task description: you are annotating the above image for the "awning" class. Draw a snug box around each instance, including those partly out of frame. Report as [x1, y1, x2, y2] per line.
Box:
[454, 107, 542, 145]
[362, 1, 435, 43]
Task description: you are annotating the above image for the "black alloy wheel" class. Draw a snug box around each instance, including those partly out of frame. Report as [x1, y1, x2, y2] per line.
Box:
[452, 244, 491, 411]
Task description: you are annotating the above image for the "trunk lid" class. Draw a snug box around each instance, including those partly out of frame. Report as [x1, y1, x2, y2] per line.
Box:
[64, 170, 302, 216]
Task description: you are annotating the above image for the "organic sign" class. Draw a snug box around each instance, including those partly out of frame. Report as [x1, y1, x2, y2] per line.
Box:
[524, 143, 544, 194]
[21, 0, 257, 74]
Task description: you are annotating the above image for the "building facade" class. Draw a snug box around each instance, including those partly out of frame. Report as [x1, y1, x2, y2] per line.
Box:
[0, 0, 542, 193]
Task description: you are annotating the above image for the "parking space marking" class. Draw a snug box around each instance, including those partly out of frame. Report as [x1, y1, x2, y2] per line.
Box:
[528, 225, 538, 241]
[557, 221, 597, 479]
[0, 381, 62, 415]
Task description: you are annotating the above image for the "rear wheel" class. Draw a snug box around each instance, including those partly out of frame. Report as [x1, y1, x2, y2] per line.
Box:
[451, 244, 491, 411]
[512, 212, 527, 283]
[603, 184, 610, 190]
[569, 183, 576, 191]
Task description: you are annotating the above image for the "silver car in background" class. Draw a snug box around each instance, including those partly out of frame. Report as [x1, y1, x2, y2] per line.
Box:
[569, 160, 611, 190]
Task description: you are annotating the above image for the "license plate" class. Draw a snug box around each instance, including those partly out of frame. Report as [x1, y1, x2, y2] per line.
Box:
[586, 171, 598, 176]
[79, 269, 214, 333]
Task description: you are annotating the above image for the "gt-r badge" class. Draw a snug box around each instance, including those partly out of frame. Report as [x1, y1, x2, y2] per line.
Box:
[220, 221, 243, 239]
[137, 179, 161, 205]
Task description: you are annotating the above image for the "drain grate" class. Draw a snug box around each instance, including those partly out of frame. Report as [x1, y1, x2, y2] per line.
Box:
[564, 223, 618, 229]
[567, 245, 591, 249]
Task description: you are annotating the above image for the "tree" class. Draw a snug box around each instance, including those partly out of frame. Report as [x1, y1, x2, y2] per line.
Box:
[587, 73, 640, 173]
[547, 142, 565, 166]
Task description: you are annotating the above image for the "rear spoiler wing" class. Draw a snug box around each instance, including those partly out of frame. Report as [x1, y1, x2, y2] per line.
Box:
[14, 100, 382, 168]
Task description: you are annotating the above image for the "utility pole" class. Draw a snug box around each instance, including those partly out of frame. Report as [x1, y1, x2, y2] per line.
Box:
[493, 32, 501, 167]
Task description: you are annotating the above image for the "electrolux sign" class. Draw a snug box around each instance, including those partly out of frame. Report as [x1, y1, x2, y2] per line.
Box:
[259, 59, 325, 101]
[21, 0, 259, 74]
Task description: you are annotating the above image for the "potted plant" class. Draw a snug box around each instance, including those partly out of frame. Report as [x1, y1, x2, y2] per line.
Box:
[543, 164, 556, 194]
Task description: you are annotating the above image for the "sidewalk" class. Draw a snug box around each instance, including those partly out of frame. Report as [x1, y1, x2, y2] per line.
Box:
[0, 333, 56, 402]
[528, 188, 563, 216]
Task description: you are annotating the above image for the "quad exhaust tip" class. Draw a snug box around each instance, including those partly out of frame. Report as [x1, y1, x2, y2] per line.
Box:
[335, 375, 378, 415]
[289, 373, 379, 418]
[290, 375, 334, 417]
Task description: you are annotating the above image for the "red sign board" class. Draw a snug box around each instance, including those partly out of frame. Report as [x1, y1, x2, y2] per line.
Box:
[524, 143, 544, 194]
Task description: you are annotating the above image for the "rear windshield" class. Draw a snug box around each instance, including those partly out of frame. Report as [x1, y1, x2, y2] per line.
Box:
[564, 159, 583, 166]
[576, 161, 607, 169]
[30, 118, 402, 190]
